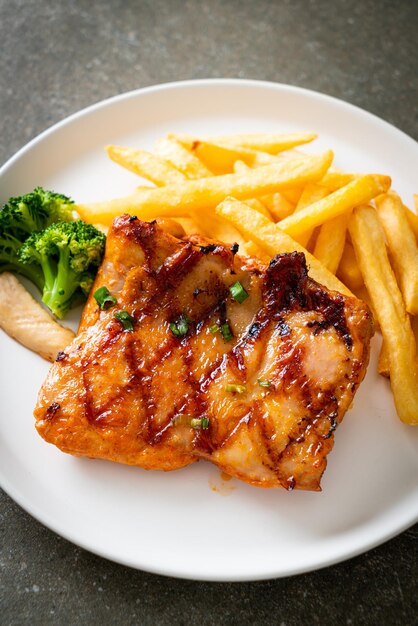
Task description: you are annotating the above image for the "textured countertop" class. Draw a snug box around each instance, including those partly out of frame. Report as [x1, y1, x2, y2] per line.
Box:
[1, 1, 417, 624]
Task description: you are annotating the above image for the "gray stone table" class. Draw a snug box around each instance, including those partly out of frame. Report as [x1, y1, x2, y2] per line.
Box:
[1, 1, 417, 624]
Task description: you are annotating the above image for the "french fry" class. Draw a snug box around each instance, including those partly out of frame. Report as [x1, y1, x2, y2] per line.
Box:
[293, 184, 329, 246]
[155, 136, 212, 179]
[404, 204, 418, 241]
[244, 240, 270, 262]
[279, 188, 303, 205]
[414, 194, 418, 212]
[234, 157, 300, 217]
[172, 133, 274, 174]
[106, 145, 186, 186]
[76, 151, 334, 226]
[233, 161, 272, 218]
[337, 241, 364, 291]
[319, 171, 359, 191]
[349, 205, 418, 425]
[252, 151, 293, 167]
[261, 192, 295, 221]
[201, 216, 247, 248]
[278, 175, 391, 240]
[171, 217, 201, 236]
[215, 197, 353, 296]
[378, 341, 390, 378]
[237, 197, 271, 218]
[213, 132, 317, 153]
[376, 192, 418, 315]
[313, 213, 350, 274]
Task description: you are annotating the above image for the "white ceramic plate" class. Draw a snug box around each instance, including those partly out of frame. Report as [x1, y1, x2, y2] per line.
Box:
[1, 80, 418, 582]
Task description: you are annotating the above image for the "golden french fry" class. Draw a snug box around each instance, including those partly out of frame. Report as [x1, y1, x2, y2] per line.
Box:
[155, 136, 212, 179]
[349, 205, 418, 425]
[261, 192, 294, 221]
[241, 198, 273, 218]
[378, 341, 390, 378]
[106, 145, 186, 186]
[178, 210, 247, 248]
[76, 151, 334, 226]
[244, 240, 270, 262]
[171, 217, 201, 236]
[203, 217, 247, 248]
[414, 194, 418, 212]
[250, 149, 309, 169]
[376, 192, 418, 315]
[215, 197, 352, 296]
[313, 213, 350, 274]
[233, 161, 272, 218]
[319, 171, 359, 191]
[172, 133, 271, 174]
[280, 188, 303, 205]
[233, 159, 297, 220]
[404, 204, 418, 241]
[213, 132, 317, 153]
[294, 184, 330, 246]
[278, 175, 391, 240]
[337, 241, 364, 291]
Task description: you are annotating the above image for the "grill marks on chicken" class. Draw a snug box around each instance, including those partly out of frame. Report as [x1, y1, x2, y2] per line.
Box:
[34, 216, 373, 490]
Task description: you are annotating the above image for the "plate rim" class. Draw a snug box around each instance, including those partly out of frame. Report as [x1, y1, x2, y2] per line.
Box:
[1, 78, 417, 178]
[1, 78, 417, 582]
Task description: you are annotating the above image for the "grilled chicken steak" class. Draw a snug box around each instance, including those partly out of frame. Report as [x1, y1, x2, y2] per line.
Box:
[34, 216, 373, 490]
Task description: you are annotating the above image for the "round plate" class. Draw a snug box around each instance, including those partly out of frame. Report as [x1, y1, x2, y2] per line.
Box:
[1, 79, 417, 582]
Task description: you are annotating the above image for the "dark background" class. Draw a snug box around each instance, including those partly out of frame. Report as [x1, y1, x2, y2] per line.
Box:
[1, 1, 417, 624]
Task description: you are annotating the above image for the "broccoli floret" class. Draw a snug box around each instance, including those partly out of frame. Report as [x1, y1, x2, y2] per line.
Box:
[0, 187, 74, 284]
[0, 231, 45, 289]
[19, 221, 106, 318]
[0, 187, 73, 240]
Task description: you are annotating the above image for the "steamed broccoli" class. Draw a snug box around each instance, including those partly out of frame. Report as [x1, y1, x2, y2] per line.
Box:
[19, 221, 106, 318]
[0, 187, 74, 285]
[0, 187, 73, 238]
[0, 230, 45, 289]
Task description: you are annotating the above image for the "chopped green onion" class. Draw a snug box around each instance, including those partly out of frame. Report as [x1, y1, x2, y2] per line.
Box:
[94, 286, 117, 310]
[209, 324, 219, 334]
[169, 313, 190, 338]
[220, 323, 233, 342]
[225, 383, 247, 394]
[257, 379, 272, 388]
[114, 310, 135, 331]
[229, 281, 249, 304]
[191, 417, 210, 430]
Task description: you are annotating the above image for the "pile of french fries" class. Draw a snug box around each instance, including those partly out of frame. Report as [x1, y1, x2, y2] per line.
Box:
[76, 132, 418, 426]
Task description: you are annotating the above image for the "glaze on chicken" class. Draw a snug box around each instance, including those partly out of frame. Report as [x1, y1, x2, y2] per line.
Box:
[34, 216, 373, 490]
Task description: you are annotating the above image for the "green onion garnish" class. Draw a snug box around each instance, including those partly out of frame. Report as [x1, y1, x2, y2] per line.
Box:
[229, 281, 249, 304]
[94, 286, 117, 310]
[209, 324, 219, 334]
[191, 417, 210, 430]
[220, 323, 233, 342]
[257, 379, 272, 388]
[169, 313, 190, 338]
[114, 310, 135, 331]
[225, 384, 247, 394]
